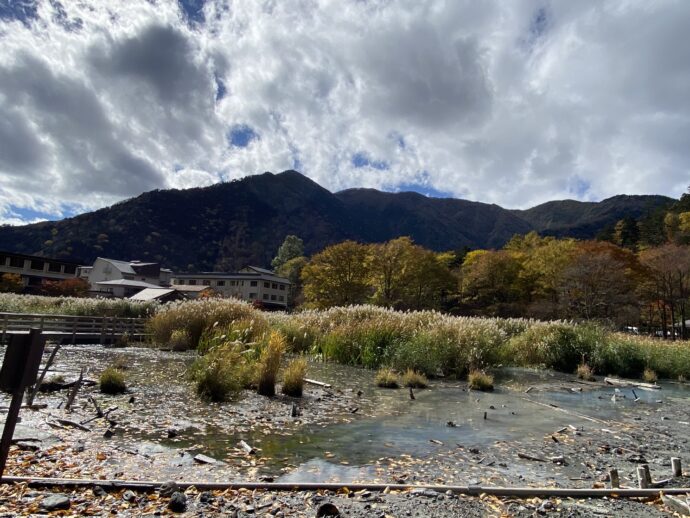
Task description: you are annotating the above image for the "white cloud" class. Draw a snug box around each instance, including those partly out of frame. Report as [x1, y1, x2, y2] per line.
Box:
[0, 0, 688, 225]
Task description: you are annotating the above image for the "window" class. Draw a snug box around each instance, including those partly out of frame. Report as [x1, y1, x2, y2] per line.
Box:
[48, 263, 62, 273]
[263, 293, 269, 300]
[177, 279, 185, 285]
[0, 255, 6, 265]
[216, 280, 225, 287]
[271, 294, 276, 301]
[250, 280, 258, 287]
[188, 279, 197, 285]
[203, 280, 211, 286]
[9, 257, 24, 268]
[272, 283, 277, 289]
[249, 292, 257, 299]
[279, 295, 284, 302]
[279, 284, 286, 291]
[64, 265, 77, 274]
[30, 260, 44, 271]
[263, 281, 269, 288]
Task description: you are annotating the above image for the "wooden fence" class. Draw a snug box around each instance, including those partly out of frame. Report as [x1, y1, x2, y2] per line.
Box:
[0, 312, 148, 344]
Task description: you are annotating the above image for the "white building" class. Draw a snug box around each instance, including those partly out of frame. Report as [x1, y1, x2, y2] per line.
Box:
[171, 266, 291, 308]
[83, 258, 173, 298]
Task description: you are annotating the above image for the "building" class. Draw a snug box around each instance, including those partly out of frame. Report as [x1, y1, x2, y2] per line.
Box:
[83, 258, 173, 298]
[169, 285, 217, 299]
[0, 251, 81, 290]
[171, 266, 291, 308]
[129, 287, 185, 303]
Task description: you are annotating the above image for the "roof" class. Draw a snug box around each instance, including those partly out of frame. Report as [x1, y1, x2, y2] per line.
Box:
[243, 265, 275, 275]
[129, 288, 177, 301]
[95, 279, 163, 289]
[172, 271, 291, 284]
[97, 258, 162, 276]
[0, 250, 83, 266]
[170, 284, 213, 292]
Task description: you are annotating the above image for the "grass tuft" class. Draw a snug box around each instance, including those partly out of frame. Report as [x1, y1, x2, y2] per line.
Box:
[375, 367, 400, 388]
[468, 369, 494, 391]
[401, 369, 428, 388]
[642, 368, 658, 384]
[281, 357, 308, 397]
[99, 367, 127, 394]
[187, 343, 248, 402]
[576, 363, 595, 381]
[256, 331, 286, 397]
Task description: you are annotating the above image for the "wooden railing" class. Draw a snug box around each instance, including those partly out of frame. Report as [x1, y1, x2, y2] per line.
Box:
[0, 312, 148, 344]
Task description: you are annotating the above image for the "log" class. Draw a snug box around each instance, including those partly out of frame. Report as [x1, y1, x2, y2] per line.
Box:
[637, 466, 649, 488]
[7, 475, 690, 498]
[238, 440, 256, 454]
[661, 493, 690, 516]
[193, 454, 217, 464]
[304, 379, 331, 389]
[604, 377, 660, 390]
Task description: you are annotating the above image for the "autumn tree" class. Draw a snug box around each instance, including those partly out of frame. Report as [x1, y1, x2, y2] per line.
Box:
[0, 273, 24, 293]
[460, 250, 523, 315]
[277, 256, 308, 307]
[43, 278, 90, 297]
[301, 241, 371, 308]
[369, 237, 415, 307]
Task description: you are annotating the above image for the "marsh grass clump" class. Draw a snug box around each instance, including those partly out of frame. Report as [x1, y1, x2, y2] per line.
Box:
[281, 357, 307, 397]
[401, 369, 428, 388]
[99, 367, 127, 394]
[375, 367, 400, 388]
[169, 329, 192, 351]
[0, 292, 157, 317]
[187, 343, 248, 402]
[642, 368, 658, 384]
[256, 331, 286, 397]
[576, 363, 595, 381]
[468, 369, 494, 391]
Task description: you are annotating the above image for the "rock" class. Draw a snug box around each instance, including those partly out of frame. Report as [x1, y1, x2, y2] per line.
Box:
[41, 494, 71, 511]
[15, 441, 40, 451]
[92, 486, 107, 497]
[159, 481, 180, 497]
[103, 428, 114, 439]
[167, 428, 178, 438]
[316, 502, 340, 517]
[123, 490, 137, 502]
[199, 491, 214, 504]
[411, 488, 438, 498]
[168, 491, 187, 513]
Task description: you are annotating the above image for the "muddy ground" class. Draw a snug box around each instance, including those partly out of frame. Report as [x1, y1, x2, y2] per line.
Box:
[0, 344, 688, 516]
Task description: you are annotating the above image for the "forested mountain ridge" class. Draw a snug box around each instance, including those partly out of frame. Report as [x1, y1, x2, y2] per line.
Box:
[0, 170, 675, 270]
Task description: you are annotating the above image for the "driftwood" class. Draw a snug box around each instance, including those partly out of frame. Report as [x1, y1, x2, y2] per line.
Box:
[55, 419, 91, 432]
[304, 379, 332, 389]
[81, 405, 118, 426]
[64, 368, 84, 412]
[238, 440, 256, 454]
[661, 493, 690, 516]
[26, 345, 61, 406]
[521, 397, 610, 425]
[518, 452, 546, 462]
[604, 377, 660, 390]
[193, 454, 217, 464]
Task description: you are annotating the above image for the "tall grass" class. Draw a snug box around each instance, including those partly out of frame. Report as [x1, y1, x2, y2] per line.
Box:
[282, 357, 307, 397]
[187, 342, 250, 402]
[256, 331, 286, 396]
[0, 293, 157, 317]
[149, 298, 267, 349]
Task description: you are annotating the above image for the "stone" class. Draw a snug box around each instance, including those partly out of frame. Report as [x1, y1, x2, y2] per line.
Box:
[92, 486, 107, 497]
[315, 502, 340, 517]
[41, 494, 71, 511]
[123, 490, 137, 502]
[159, 481, 180, 497]
[199, 491, 214, 504]
[168, 492, 187, 513]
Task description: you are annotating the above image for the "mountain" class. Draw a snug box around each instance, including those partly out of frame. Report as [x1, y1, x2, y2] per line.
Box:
[0, 171, 674, 270]
[512, 194, 674, 239]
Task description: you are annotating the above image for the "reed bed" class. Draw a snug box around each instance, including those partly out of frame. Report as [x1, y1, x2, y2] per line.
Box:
[0, 293, 157, 317]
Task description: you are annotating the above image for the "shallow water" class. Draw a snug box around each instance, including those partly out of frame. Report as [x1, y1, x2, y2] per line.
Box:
[4, 344, 690, 483]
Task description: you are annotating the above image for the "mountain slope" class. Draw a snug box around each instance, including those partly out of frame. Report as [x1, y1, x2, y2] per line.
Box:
[0, 171, 675, 269]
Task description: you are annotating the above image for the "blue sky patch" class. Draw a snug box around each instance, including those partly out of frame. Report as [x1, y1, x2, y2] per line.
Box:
[352, 152, 388, 170]
[228, 125, 258, 148]
[567, 175, 591, 198]
[397, 182, 454, 199]
[215, 75, 227, 101]
[8, 204, 77, 223]
[0, 0, 38, 25]
[178, 0, 205, 24]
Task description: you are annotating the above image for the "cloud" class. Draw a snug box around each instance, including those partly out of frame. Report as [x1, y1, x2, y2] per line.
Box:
[0, 0, 688, 225]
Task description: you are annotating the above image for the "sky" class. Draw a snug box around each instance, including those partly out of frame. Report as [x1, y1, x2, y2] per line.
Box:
[0, 0, 689, 225]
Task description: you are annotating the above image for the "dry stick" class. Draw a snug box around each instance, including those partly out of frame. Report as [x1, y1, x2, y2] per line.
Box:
[303, 378, 332, 388]
[661, 493, 690, 516]
[238, 440, 256, 454]
[520, 397, 614, 426]
[64, 368, 84, 412]
[26, 345, 61, 407]
[4, 476, 690, 498]
[81, 406, 117, 426]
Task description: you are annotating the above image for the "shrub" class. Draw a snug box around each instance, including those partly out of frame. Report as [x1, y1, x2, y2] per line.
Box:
[169, 329, 192, 351]
[375, 368, 400, 388]
[99, 367, 127, 394]
[401, 369, 428, 388]
[468, 369, 494, 391]
[187, 342, 248, 402]
[256, 331, 286, 396]
[642, 368, 658, 384]
[591, 335, 646, 378]
[281, 357, 307, 397]
[576, 363, 595, 381]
